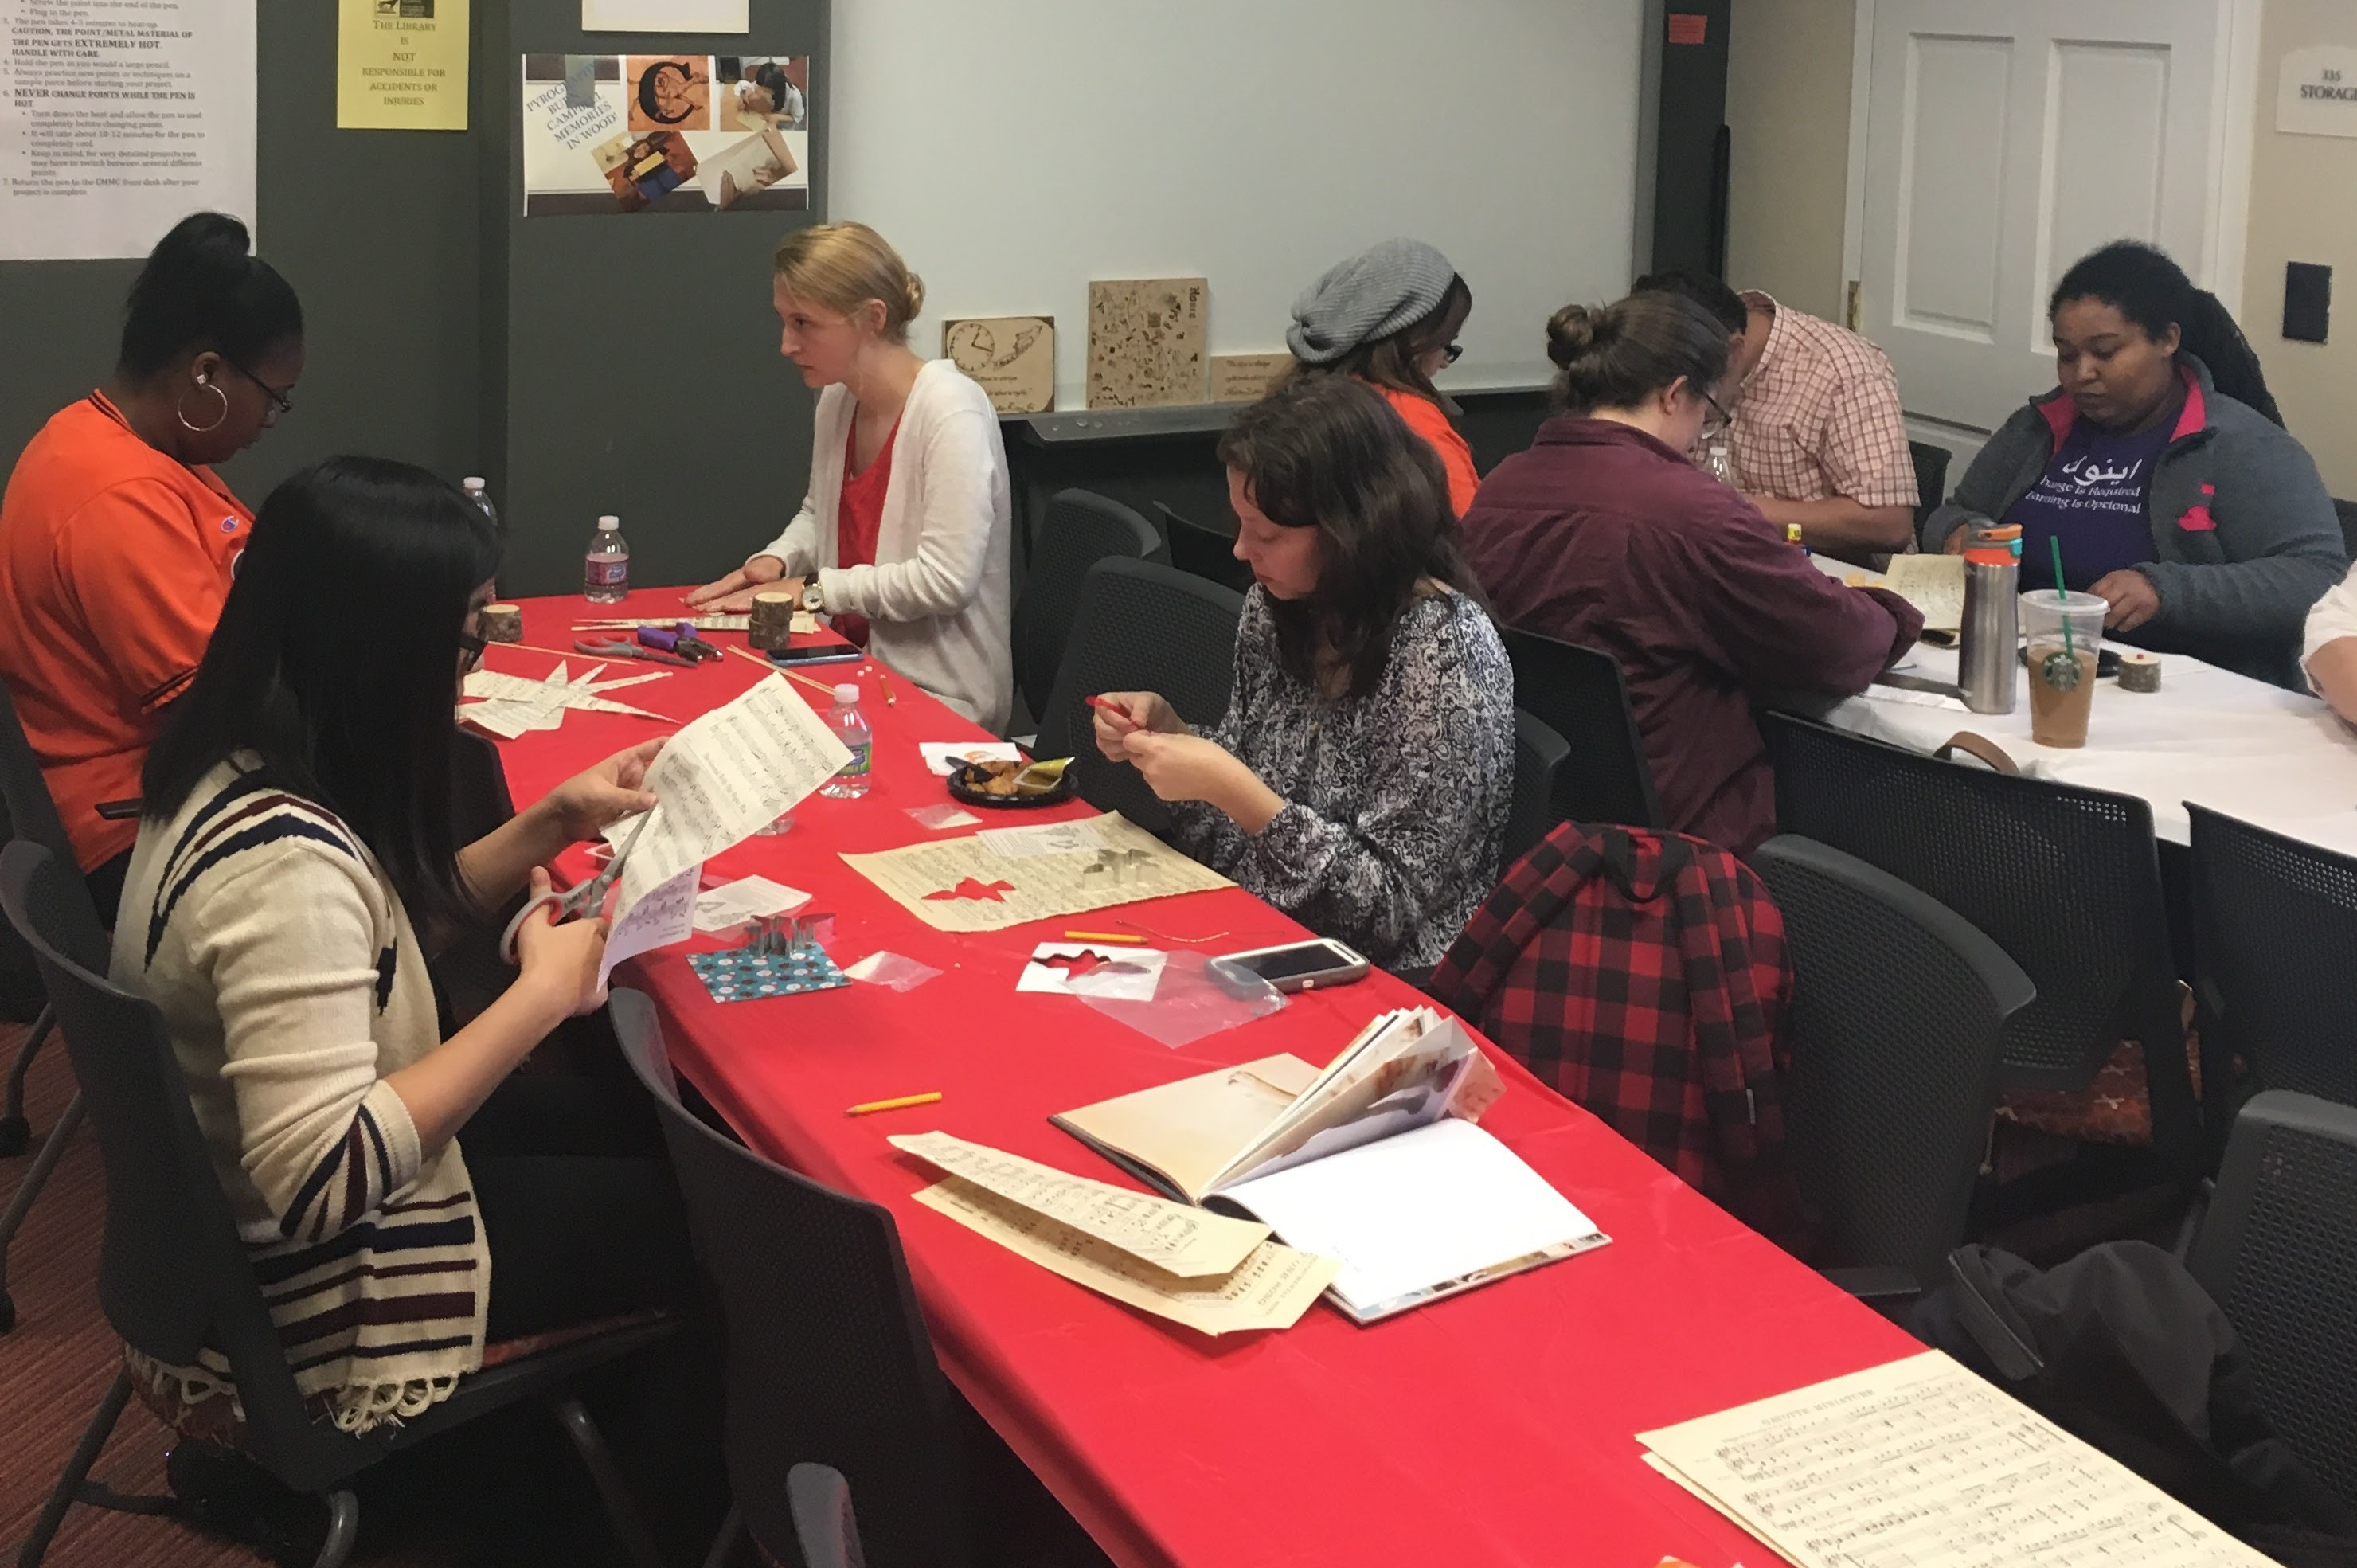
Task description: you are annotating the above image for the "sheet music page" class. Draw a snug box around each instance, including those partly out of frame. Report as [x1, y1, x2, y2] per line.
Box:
[606, 674, 850, 910]
[911, 1176, 1336, 1336]
[1637, 1350, 2280, 1568]
[890, 1132, 1269, 1277]
[1880, 555, 1967, 634]
[599, 862, 699, 984]
[840, 812, 1230, 933]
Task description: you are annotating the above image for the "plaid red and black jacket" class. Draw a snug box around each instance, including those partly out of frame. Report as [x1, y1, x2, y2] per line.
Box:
[1429, 822, 1805, 1249]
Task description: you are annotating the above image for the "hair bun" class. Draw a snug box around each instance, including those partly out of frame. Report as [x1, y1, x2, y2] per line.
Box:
[157, 210, 253, 264]
[1546, 303, 1605, 370]
[901, 269, 927, 324]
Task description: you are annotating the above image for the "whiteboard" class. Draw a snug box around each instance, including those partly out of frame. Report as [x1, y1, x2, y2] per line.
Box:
[830, 0, 1648, 408]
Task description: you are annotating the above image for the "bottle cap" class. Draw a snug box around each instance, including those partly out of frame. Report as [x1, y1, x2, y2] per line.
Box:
[463, 476, 486, 491]
[597, 514, 620, 530]
[833, 682, 860, 704]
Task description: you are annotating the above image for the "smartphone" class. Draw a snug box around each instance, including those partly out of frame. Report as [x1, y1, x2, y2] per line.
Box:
[1209, 938, 1371, 994]
[769, 645, 862, 667]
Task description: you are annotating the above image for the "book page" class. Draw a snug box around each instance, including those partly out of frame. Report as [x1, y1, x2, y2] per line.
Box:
[912, 1178, 1336, 1336]
[1879, 555, 1966, 634]
[1216, 1118, 1607, 1320]
[1052, 1054, 1323, 1202]
[1638, 1351, 2279, 1568]
[840, 812, 1231, 933]
[890, 1132, 1268, 1277]
[607, 674, 851, 911]
[1213, 1010, 1490, 1191]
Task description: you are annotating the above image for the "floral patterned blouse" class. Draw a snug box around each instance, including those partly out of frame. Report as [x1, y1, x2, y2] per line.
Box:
[1170, 587, 1513, 972]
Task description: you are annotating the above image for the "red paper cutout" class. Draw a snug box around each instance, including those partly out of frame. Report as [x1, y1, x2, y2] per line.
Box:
[924, 877, 1015, 903]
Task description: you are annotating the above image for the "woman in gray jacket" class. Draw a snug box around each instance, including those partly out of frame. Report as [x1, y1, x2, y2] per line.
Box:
[1925, 241, 2343, 689]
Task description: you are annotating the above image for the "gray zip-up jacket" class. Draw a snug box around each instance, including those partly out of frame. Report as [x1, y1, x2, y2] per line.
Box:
[1921, 355, 2344, 688]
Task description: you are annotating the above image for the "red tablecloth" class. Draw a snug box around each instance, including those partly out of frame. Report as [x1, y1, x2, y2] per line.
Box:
[489, 590, 1917, 1568]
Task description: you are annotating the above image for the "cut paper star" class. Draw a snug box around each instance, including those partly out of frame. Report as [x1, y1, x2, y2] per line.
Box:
[459, 663, 674, 738]
[924, 877, 1016, 903]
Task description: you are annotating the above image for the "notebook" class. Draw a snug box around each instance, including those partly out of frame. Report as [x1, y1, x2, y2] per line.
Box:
[1053, 1009, 1609, 1322]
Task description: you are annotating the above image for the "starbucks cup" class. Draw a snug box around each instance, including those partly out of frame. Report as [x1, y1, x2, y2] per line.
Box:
[2020, 589, 2106, 748]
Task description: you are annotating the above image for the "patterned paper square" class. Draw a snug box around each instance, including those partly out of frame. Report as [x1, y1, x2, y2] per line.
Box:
[687, 946, 850, 1003]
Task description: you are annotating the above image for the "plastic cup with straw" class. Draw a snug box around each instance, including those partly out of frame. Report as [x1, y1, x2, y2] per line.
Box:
[2043, 538, 2081, 694]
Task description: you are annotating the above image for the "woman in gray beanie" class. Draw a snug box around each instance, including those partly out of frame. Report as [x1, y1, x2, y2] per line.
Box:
[1287, 238, 1478, 515]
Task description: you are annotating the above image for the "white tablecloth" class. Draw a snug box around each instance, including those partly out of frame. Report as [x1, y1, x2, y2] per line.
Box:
[1804, 635, 2357, 854]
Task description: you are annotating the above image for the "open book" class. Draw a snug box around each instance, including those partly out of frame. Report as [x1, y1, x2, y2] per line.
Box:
[1053, 1008, 1608, 1322]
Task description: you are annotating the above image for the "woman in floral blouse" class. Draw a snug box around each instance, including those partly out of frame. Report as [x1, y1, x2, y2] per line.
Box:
[1092, 376, 1513, 972]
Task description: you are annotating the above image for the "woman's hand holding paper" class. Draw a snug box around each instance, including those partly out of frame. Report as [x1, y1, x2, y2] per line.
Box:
[685, 553, 790, 612]
[538, 738, 665, 842]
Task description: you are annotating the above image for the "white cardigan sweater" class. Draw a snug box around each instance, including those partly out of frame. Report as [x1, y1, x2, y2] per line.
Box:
[754, 359, 1013, 733]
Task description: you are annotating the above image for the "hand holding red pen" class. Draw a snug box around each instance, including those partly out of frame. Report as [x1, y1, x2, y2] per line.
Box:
[1089, 690, 1181, 761]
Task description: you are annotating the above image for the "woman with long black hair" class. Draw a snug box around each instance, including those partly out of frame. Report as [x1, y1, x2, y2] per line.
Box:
[1925, 240, 2343, 687]
[1091, 376, 1513, 973]
[112, 457, 694, 1434]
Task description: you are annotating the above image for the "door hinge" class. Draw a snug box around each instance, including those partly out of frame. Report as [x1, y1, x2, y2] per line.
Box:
[1846, 280, 1863, 332]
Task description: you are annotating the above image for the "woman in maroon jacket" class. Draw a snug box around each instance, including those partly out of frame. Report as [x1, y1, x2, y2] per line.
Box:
[1460, 292, 1921, 853]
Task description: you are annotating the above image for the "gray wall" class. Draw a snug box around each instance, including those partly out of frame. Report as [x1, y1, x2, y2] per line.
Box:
[0, 0, 827, 597]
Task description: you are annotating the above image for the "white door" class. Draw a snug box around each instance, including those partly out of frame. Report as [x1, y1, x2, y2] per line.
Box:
[1857, 0, 2236, 435]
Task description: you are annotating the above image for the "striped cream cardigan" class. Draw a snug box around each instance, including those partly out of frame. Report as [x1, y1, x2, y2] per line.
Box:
[111, 762, 487, 1433]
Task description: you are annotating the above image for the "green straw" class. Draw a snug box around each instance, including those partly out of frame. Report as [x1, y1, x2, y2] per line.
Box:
[2050, 538, 2074, 662]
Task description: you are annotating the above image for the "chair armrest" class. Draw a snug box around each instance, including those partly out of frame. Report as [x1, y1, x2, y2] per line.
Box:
[1821, 1264, 1922, 1304]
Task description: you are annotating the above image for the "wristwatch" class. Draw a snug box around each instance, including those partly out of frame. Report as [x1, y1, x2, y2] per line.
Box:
[800, 579, 824, 613]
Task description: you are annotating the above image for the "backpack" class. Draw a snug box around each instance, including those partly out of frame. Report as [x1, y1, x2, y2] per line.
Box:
[1427, 822, 1804, 1249]
[1911, 1241, 2357, 1566]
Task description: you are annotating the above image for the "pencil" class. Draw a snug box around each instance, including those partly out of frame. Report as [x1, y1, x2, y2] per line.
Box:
[725, 643, 838, 694]
[878, 669, 897, 706]
[846, 1091, 943, 1117]
[1062, 930, 1144, 944]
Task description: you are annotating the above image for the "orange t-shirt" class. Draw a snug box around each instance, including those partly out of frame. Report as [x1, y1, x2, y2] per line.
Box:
[1370, 382, 1480, 518]
[0, 393, 252, 871]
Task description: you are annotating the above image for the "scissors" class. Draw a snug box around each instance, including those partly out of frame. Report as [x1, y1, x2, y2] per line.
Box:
[501, 811, 651, 964]
[573, 637, 695, 668]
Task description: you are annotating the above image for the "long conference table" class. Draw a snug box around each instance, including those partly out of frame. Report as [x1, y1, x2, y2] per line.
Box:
[492, 590, 1913, 1568]
[1807, 559, 2357, 855]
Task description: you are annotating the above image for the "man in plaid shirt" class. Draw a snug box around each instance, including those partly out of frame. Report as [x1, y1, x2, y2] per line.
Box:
[1635, 271, 1918, 555]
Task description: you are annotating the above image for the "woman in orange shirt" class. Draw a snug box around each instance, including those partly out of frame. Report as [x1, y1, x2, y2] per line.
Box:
[1285, 238, 1479, 515]
[0, 211, 303, 912]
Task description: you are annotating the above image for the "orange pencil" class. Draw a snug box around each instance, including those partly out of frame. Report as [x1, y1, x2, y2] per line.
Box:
[878, 669, 897, 706]
[846, 1091, 943, 1117]
[1061, 931, 1144, 944]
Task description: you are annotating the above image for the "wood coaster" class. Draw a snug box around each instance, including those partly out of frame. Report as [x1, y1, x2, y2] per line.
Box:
[479, 604, 523, 643]
[2117, 650, 2161, 694]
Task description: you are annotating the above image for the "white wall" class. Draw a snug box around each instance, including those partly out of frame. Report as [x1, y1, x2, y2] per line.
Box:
[828, 0, 1648, 405]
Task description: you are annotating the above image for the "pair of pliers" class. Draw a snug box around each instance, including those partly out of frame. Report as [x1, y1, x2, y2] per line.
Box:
[573, 637, 694, 668]
[501, 811, 651, 963]
[637, 624, 723, 662]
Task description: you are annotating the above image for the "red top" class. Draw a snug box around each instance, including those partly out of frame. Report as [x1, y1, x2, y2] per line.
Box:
[832, 416, 899, 648]
[1461, 416, 1921, 853]
[1370, 381, 1479, 517]
[0, 393, 253, 871]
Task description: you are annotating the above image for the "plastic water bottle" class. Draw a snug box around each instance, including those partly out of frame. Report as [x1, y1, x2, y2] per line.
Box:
[819, 682, 872, 799]
[461, 476, 499, 531]
[584, 514, 629, 604]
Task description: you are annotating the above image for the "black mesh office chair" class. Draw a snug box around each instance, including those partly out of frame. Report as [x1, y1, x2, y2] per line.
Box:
[789, 1464, 869, 1568]
[1152, 502, 1253, 595]
[1504, 710, 1570, 869]
[2334, 499, 2357, 565]
[1761, 712, 2202, 1171]
[1034, 558, 1245, 834]
[608, 991, 975, 1568]
[1011, 490, 1167, 725]
[0, 842, 676, 1568]
[2188, 804, 2357, 1111]
[1499, 626, 1663, 831]
[0, 678, 100, 1332]
[1909, 440, 1952, 532]
[1752, 836, 2035, 1289]
[2187, 1091, 2357, 1507]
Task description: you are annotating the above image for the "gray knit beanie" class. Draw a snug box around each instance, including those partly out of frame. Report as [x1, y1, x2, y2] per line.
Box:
[1285, 238, 1459, 366]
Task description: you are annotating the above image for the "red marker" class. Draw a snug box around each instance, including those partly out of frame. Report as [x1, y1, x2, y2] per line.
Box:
[1085, 694, 1140, 732]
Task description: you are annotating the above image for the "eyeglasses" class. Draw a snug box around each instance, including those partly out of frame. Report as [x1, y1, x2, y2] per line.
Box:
[1700, 389, 1734, 427]
[458, 631, 487, 672]
[1443, 343, 1464, 366]
[226, 359, 294, 419]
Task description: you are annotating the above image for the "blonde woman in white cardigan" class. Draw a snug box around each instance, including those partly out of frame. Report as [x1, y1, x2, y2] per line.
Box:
[687, 223, 1013, 733]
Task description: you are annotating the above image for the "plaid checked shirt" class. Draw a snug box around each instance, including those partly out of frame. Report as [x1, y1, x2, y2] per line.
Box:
[1707, 293, 1918, 511]
[1429, 822, 1805, 1250]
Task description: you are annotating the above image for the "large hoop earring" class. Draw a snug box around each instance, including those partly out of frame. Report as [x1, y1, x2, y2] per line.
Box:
[177, 381, 230, 434]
